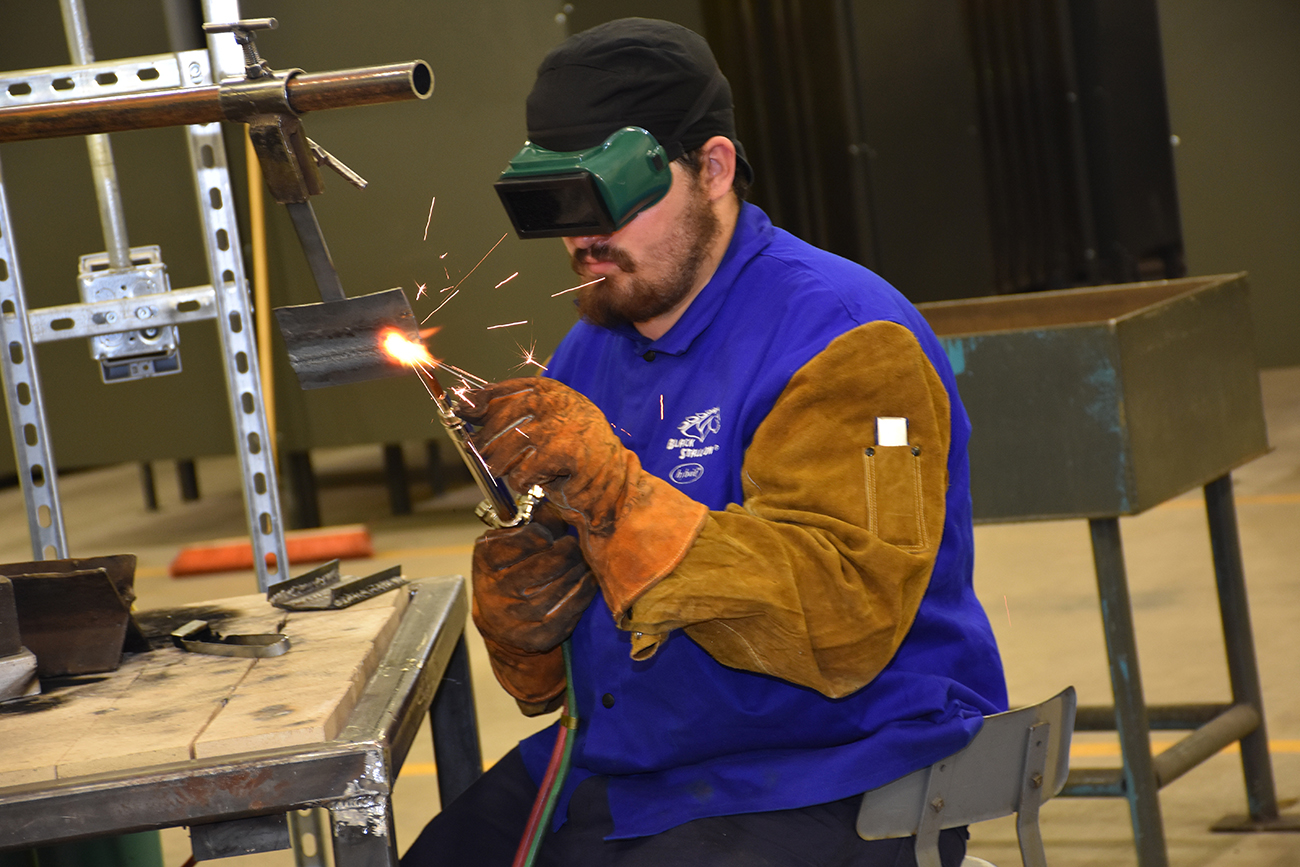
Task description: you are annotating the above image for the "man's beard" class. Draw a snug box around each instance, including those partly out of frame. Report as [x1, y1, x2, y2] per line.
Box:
[572, 181, 720, 330]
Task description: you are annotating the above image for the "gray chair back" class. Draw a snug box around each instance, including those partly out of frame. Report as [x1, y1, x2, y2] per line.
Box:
[856, 687, 1077, 867]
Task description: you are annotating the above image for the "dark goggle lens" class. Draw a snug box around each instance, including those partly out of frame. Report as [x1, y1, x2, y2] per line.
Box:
[494, 172, 616, 239]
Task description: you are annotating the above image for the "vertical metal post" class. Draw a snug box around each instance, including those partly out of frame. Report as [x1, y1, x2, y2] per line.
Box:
[383, 443, 411, 515]
[430, 634, 483, 808]
[1204, 473, 1279, 821]
[59, 0, 132, 271]
[139, 461, 158, 511]
[177, 457, 201, 501]
[183, 91, 289, 591]
[1089, 517, 1168, 867]
[288, 808, 330, 867]
[0, 159, 69, 560]
[286, 449, 322, 530]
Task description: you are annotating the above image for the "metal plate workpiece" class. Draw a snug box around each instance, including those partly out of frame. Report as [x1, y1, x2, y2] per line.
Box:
[920, 274, 1269, 521]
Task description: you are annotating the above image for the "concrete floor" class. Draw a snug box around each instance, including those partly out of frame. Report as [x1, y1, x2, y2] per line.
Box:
[2, 367, 1298, 867]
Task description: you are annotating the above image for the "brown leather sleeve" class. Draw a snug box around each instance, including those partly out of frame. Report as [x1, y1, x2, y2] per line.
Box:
[622, 321, 952, 698]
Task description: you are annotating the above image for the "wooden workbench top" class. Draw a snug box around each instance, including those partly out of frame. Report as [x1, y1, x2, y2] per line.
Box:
[0, 587, 410, 787]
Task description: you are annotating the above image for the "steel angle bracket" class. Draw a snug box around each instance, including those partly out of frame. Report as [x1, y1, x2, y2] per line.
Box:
[269, 560, 406, 611]
[170, 619, 290, 658]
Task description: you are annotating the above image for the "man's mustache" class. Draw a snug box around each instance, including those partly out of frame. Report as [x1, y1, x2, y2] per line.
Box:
[573, 243, 636, 272]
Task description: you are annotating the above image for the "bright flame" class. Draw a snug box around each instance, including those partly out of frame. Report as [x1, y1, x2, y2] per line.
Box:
[382, 329, 436, 367]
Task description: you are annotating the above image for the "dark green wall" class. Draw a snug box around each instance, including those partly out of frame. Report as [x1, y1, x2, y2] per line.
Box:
[2, 0, 1296, 477]
[1157, 0, 1300, 367]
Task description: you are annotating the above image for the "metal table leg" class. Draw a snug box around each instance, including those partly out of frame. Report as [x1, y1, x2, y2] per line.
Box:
[1089, 517, 1169, 867]
[329, 795, 399, 867]
[1204, 475, 1300, 831]
[430, 634, 483, 808]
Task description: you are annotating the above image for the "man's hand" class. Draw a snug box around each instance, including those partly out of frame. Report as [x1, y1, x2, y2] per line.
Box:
[458, 378, 708, 618]
[457, 378, 628, 529]
[472, 504, 594, 709]
[472, 504, 595, 654]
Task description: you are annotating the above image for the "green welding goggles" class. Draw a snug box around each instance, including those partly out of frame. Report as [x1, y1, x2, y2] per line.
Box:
[495, 126, 673, 239]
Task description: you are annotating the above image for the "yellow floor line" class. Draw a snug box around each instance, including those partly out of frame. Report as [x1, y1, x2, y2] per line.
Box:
[1070, 738, 1300, 758]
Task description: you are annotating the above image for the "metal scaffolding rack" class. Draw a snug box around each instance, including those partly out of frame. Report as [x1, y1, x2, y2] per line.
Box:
[0, 0, 288, 591]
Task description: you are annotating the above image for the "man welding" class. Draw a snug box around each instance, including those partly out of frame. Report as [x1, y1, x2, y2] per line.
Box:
[403, 17, 1006, 867]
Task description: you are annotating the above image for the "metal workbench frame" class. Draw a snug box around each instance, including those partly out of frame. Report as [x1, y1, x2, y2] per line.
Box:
[0, 575, 483, 866]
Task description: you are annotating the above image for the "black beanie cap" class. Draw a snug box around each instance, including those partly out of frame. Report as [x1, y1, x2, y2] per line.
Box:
[525, 18, 753, 184]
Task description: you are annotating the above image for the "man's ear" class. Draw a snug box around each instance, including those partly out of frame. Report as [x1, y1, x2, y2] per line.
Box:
[698, 135, 737, 202]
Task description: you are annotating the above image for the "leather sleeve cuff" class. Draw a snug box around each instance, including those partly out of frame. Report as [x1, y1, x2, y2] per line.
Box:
[580, 471, 709, 620]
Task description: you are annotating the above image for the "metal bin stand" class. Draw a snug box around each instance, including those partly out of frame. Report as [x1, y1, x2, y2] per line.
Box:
[918, 273, 1299, 867]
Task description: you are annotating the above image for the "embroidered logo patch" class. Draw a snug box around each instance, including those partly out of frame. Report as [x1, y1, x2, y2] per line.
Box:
[679, 407, 721, 442]
[665, 407, 722, 459]
[670, 463, 705, 484]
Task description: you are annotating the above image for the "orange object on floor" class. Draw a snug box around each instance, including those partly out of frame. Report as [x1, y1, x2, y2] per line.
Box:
[169, 524, 374, 577]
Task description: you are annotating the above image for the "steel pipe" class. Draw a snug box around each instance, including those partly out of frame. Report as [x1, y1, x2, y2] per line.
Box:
[1152, 703, 1261, 789]
[0, 61, 433, 143]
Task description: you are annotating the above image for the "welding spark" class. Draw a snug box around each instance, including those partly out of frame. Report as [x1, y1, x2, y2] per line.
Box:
[421, 289, 459, 323]
[441, 285, 455, 293]
[551, 277, 605, 297]
[423, 196, 436, 240]
[415, 282, 428, 299]
[450, 233, 508, 292]
[1003, 595, 1012, 627]
[487, 320, 528, 330]
[660, 394, 664, 420]
[495, 272, 520, 289]
[436, 359, 491, 388]
[444, 267, 451, 280]
[513, 340, 548, 372]
[440, 252, 448, 259]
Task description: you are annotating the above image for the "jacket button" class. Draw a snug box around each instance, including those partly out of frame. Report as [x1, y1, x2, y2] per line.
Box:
[602, 693, 616, 708]
[642, 350, 656, 362]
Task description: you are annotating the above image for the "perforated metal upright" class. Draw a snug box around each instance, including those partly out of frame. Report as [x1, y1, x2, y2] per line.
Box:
[0, 0, 288, 590]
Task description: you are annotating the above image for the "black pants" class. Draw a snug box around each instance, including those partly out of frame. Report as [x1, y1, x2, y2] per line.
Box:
[402, 748, 968, 867]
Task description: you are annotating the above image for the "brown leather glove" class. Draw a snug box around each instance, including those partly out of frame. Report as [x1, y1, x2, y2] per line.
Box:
[472, 504, 596, 709]
[457, 378, 708, 618]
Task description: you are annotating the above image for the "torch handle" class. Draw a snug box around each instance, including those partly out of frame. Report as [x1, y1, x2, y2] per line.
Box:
[430, 388, 538, 529]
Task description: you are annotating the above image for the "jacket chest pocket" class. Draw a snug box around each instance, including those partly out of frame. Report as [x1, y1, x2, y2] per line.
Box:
[863, 445, 926, 550]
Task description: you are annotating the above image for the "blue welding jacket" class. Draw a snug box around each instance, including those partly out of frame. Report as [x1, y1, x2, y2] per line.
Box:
[520, 203, 1007, 839]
